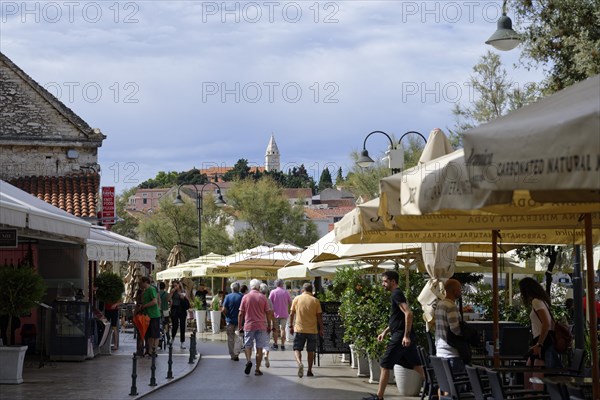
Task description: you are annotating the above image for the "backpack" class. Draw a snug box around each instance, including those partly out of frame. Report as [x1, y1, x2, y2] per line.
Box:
[551, 320, 573, 354]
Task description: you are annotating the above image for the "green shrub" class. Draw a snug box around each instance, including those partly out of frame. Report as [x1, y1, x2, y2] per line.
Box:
[95, 272, 125, 304]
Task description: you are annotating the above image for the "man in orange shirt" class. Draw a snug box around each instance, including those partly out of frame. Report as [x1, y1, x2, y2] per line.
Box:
[289, 282, 323, 378]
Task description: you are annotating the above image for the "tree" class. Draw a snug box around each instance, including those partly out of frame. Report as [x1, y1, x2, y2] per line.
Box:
[318, 167, 333, 192]
[139, 171, 178, 188]
[226, 177, 318, 249]
[222, 159, 251, 181]
[176, 168, 207, 185]
[448, 51, 540, 146]
[286, 164, 316, 191]
[111, 187, 139, 238]
[334, 167, 344, 187]
[512, 0, 600, 93]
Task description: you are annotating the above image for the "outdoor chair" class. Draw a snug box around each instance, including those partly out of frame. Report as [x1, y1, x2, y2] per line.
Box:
[543, 379, 569, 400]
[565, 384, 585, 399]
[417, 345, 438, 400]
[430, 356, 453, 400]
[465, 365, 492, 400]
[485, 369, 550, 400]
[440, 358, 474, 399]
[546, 348, 585, 377]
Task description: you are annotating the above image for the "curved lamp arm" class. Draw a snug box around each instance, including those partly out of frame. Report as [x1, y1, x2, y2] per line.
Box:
[356, 130, 395, 168]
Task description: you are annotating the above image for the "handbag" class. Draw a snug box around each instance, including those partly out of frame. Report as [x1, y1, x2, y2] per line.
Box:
[446, 321, 474, 363]
[550, 320, 572, 354]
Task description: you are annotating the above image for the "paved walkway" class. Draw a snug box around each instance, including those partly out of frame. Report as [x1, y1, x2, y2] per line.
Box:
[1, 328, 421, 400]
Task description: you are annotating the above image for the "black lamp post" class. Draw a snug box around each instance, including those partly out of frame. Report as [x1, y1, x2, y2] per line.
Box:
[173, 182, 226, 257]
[485, 0, 522, 51]
[357, 130, 427, 173]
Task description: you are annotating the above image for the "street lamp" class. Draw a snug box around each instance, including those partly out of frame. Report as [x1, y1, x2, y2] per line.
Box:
[485, 0, 522, 51]
[173, 182, 226, 257]
[357, 130, 427, 173]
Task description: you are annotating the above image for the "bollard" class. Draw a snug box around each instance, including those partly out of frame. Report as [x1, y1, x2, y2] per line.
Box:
[191, 331, 197, 359]
[129, 353, 138, 396]
[149, 352, 157, 386]
[166, 342, 174, 379]
[188, 331, 195, 364]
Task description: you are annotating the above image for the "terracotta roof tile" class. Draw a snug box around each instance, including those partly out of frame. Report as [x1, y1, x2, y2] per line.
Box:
[304, 206, 355, 220]
[10, 172, 100, 218]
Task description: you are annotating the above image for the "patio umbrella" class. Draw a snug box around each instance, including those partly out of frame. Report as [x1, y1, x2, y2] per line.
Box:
[461, 75, 600, 397]
[166, 244, 186, 268]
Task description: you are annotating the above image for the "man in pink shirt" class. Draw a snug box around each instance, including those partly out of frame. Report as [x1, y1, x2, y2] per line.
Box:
[269, 279, 292, 350]
[238, 279, 272, 376]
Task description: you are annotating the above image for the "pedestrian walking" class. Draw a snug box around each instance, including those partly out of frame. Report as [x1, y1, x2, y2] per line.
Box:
[139, 276, 161, 355]
[168, 280, 188, 349]
[238, 279, 271, 376]
[260, 283, 275, 368]
[222, 282, 244, 361]
[362, 270, 424, 400]
[289, 282, 323, 378]
[269, 278, 292, 351]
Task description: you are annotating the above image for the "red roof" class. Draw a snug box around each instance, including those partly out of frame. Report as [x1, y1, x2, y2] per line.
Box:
[10, 172, 100, 218]
[304, 206, 355, 219]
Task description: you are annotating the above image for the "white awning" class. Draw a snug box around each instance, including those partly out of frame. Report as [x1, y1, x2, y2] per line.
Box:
[0, 180, 90, 239]
[87, 226, 156, 263]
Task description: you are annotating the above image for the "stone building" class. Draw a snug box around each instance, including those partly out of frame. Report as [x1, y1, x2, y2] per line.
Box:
[0, 52, 106, 218]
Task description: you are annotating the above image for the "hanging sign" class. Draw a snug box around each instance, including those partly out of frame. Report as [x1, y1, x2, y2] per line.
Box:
[0, 229, 18, 248]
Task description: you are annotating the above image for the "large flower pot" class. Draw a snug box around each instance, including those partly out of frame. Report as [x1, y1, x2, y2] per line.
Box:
[356, 351, 369, 377]
[394, 365, 423, 396]
[0, 345, 28, 384]
[210, 311, 221, 334]
[367, 356, 396, 384]
[194, 310, 207, 333]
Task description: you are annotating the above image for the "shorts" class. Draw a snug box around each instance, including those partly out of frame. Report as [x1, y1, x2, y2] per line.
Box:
[293, 333, 318, 352]
[105, 309, 119, 328]
[244, 330, 269, 349]
[146, 317, 160, 339]
[380, 331, 421, 370]
[274, 317, 288, 329]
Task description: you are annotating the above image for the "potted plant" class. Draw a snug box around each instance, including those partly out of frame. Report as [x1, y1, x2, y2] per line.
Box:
[193, 297, 207, 333]
[210, 295, 221, 334]
[0, 264, 46, 384]
[95, 272, 125, 305]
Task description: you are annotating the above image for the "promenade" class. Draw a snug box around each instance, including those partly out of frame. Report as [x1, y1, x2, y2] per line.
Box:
[1, 329, 421, 400]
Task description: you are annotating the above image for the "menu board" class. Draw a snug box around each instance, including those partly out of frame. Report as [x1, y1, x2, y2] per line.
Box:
[318, 301, 350, 354]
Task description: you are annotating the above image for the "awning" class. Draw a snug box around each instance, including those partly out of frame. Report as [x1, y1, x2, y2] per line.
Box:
[0, 180, 90, 240]
[87, 226, 156, 263]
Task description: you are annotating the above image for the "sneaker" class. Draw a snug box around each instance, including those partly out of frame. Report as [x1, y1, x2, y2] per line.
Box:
[271, 344, 278, 350]
[244, 361, 253, 375]
[265, 356, 270, 368]
[298, 363, 304, 378]
[307, 370, 314, 377]
[361, 395, 383, 400]
[280, 345, 285, 351]
[180, 343, 187, 350]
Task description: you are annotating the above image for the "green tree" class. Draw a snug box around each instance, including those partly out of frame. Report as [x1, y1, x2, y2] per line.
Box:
[176, 168, 208, 185]
[318, 167, 333, 192]
[139, 171, 178, 188]
[111, 187, 139, 238]
[222, 159, 251, 181]
[334, 167, 344, 187]
[226, 177, 318, 250]
[513, 0, 600, 93]
[286, 164, 316, 191]
[448, 51, 540, 146]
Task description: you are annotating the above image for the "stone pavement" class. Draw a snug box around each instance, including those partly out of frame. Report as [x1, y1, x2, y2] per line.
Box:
[0, 329, 199, 400]
[0, 328, 422, 400]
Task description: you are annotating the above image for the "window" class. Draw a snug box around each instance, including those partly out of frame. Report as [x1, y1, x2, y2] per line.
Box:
[143, 198, 147, 204]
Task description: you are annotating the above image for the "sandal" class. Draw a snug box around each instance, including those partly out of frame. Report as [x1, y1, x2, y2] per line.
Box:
[254, 370, 263, 376]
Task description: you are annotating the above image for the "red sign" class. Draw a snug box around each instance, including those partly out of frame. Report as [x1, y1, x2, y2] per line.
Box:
[102, 186, 115, 226]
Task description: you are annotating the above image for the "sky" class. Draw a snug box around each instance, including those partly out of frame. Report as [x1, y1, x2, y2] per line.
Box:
[0, 1, 545, 193]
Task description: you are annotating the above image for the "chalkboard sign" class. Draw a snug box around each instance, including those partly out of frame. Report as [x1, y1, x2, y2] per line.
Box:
[318, 301, 350, 354]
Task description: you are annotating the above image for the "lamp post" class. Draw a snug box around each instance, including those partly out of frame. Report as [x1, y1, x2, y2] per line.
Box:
[485, 0, 522, 51]
[173, 182, 226, 257]
[356, 130, 427, 173]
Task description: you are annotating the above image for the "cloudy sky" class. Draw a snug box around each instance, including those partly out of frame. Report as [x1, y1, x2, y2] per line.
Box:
[1, 1, 544, 193]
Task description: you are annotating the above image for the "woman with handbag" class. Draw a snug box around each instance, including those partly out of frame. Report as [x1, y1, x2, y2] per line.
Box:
[168, 280, 188, 350]
[519, 277, 563, 389]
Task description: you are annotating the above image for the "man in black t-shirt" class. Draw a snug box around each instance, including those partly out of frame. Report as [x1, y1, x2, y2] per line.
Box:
[362, 270, 424, 400]
[194, 283, 211, 310]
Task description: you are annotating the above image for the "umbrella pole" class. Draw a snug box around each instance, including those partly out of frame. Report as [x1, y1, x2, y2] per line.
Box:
[492, 230, 500, 368]
[584, 214, 599, 400]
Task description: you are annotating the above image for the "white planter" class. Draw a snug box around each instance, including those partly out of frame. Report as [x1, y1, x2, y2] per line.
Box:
[210, 311, 221, 334]
[0, 345, 28, 384]
[349, 344, 357, 369]
[356, 352, 369, 377]
[367, 356, 396, 384]
[194, 310, 207, 333]
[394, 365, 423, 396]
